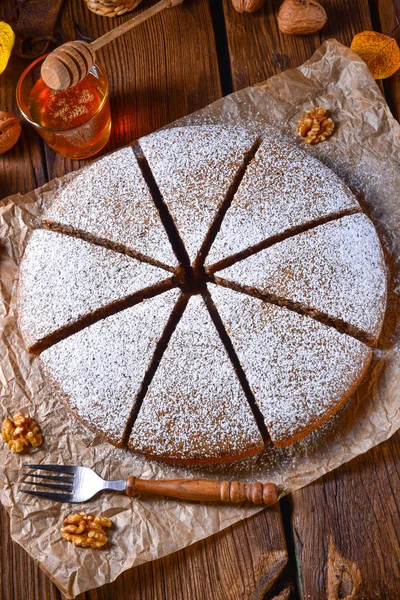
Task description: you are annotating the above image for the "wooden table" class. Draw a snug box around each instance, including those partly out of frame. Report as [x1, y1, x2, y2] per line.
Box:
[1, 0, 399, 598]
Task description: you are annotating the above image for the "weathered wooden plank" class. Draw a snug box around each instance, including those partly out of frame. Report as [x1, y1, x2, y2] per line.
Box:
[371, 0, 400, 121]
[1, 504, 287, 600]
[222, 2, 400, 598]
[0, 30, 47, 201]
[222, 0, 373, 89]
[45, 0, 223, 180]
[290, 431, 400, 598]
[0, 507, 61, 600]
[85, 506, 287, 600]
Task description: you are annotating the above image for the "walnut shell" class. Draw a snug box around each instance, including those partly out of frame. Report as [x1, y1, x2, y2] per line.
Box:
[0, 112, 21, 155]
[231, 0, 265, 13]
[278, 0, 327, 35]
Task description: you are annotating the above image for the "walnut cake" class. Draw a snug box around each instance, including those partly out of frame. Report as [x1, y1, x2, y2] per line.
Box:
[17, 125, 387, 463]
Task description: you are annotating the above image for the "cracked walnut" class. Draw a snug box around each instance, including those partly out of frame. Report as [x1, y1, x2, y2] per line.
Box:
[61, 513, 113, 548]
[1, 413, 43, 453]
[297, 107, 335, 144]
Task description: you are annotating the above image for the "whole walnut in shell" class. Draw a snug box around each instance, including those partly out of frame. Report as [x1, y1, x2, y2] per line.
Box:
[278, 0, 327, 35]
[0, 112, 21, 155]
[231, 0, 265, 13]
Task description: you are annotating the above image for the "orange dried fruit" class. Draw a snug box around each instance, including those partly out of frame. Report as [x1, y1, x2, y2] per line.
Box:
[350, 31, 400, 79]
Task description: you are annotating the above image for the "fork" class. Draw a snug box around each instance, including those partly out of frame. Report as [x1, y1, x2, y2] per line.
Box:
[20, 464, 279, 505]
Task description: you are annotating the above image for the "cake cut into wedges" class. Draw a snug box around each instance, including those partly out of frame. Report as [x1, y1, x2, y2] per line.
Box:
[18, 124, 388, 463]
[139, 126, 259, 264]
[40, 289, 180, 447]
[17, 229, 173, 353]
[129, 294, 265, 464]
[43, 147, 178, 270]
[205, 137, 360, 269]
[214, 214, 387, 344]
[209, 284, 372, 447]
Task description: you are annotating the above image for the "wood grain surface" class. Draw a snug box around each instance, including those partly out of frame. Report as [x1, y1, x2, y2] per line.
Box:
[290, 431, 400, 599]
[1, 0, 399, 598]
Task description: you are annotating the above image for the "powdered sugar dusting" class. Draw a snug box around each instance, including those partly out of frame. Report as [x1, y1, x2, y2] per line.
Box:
[129, 294, 264, 462]
[140, 126, 258, 262]
[21, 128, 386, 459]
[17, 229, 170, 349]
[40, 289, 180, 445]
[44, 148, 178, 268]
[218, 214, 387, 342]
[209, 284, 372, 446]
[206, 136, 360, 266]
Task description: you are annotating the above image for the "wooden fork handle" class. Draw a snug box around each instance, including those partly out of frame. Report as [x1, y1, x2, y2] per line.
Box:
[126, 477, 279, 505]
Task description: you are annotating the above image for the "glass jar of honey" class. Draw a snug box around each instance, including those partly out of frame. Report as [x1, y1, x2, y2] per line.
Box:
[16, 54, 111, 160]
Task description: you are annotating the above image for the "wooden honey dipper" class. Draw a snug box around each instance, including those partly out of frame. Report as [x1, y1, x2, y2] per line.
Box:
[41, 0, 184, 90]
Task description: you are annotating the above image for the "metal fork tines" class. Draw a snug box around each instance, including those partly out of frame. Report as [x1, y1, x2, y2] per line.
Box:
[20, 464, 126, 503]
[20, 464, 77, 503]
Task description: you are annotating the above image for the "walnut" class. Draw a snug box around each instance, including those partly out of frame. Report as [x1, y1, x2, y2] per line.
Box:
[297, 107, 335, 144]
[0, 112, 21, 155]
[61, 513, 112, 548]
[278, 0, 327, 35]
[230, 0, 265, 13]
[1, 413, 43, 453]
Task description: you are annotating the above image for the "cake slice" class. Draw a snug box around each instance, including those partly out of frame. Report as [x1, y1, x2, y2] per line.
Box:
[129, 294, 264, 464]
[205, 137, 360, 269]
[139, 126, 259, 264]
[40, 289, 181, 447]
[214, 214, 387, 345]
[43, 147, 178, 270]
[18, 229, 174, 353]
[209, 284, 372, 447]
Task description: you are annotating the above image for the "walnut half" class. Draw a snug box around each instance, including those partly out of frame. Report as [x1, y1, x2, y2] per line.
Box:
[1, 413, 43, 453]
[61, 513, 113, 548]
[297, 107, 335, 144]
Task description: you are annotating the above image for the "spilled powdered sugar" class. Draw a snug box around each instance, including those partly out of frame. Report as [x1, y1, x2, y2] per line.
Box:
[217, 214, 387, 342]
[17, 229, 170, 349]
[44, 147, 178, 268]
[129, 294, 264, 461]
[209, 284, 372, 446]
[140, 126, 258, 263]
[40, 289, 180, 445]
[206, 136, 360, 266]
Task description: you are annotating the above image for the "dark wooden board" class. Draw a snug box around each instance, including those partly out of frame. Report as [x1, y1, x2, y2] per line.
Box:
[84, 505, 287, 600]
[290, 430, 400, 598]
[371, 0, 400, 121]
[222, 0, 400, 598]
[1, 505, 288, 600]
[1, 0, 400, 598]
[0, 51, 47, 200]
[222, 0, 373, 89]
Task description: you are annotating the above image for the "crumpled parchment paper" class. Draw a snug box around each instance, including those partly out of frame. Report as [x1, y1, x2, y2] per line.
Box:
[1, 40, 400, 598]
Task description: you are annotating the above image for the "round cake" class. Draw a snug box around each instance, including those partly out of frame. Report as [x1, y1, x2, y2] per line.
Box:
[17, 125, 387, 464]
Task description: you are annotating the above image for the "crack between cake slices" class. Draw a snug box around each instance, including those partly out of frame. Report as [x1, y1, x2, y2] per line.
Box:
[205, 206, 362, 275]
[134, 143, 191, 276]
[193, 137, 262, 273]
[202, 289, 271, 447]
[211, 276, 376, 348]
[124, 293, 189, 449]
[41, 221, 176, 273]
[28, 277, 177, 355]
